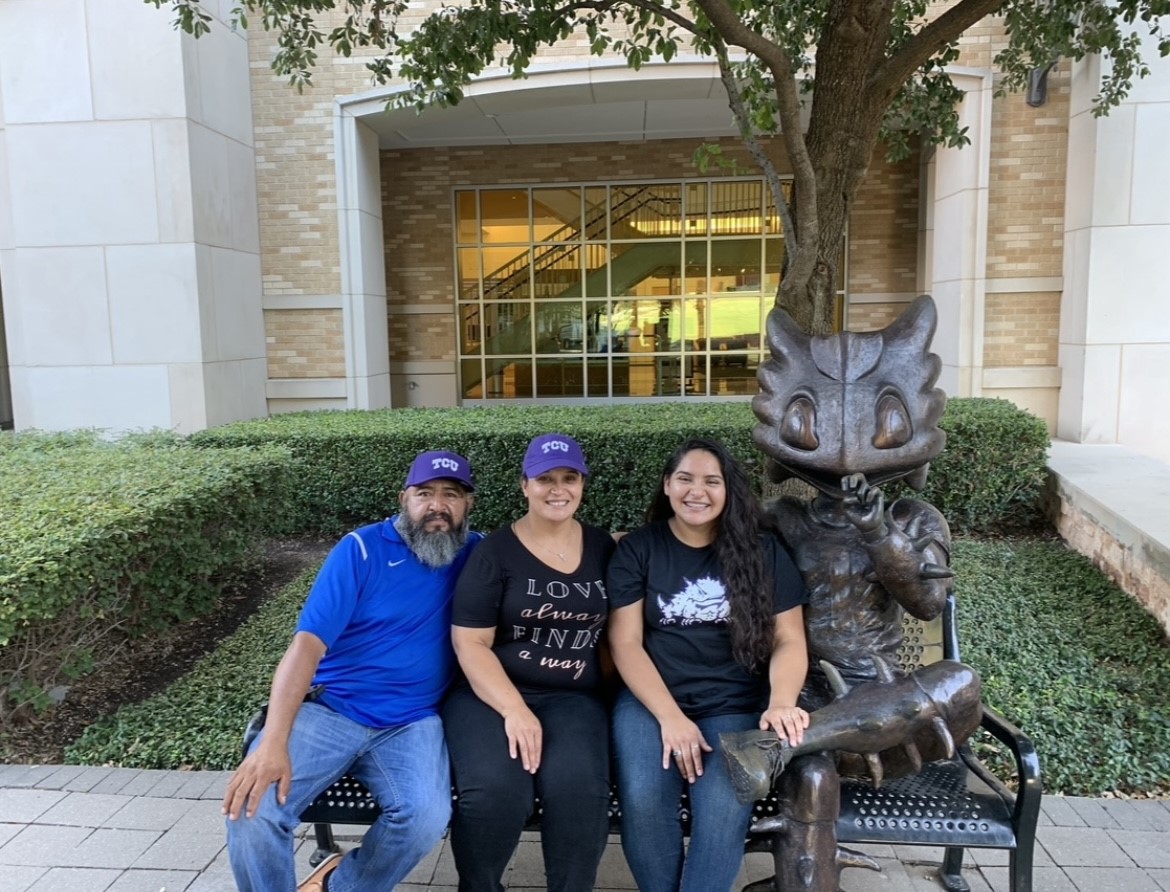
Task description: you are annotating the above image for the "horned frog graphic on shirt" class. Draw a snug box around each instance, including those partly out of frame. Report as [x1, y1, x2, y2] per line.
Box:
[657, 576, 730, 625]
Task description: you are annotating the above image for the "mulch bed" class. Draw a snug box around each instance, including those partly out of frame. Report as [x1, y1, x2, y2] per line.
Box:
[0, 536, 332, 765]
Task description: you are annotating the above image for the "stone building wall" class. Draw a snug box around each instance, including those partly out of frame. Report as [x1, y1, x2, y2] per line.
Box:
[245, 6, 1070, 404]
[265, 310, 346, 379]
[1047, 469, 1170, 636]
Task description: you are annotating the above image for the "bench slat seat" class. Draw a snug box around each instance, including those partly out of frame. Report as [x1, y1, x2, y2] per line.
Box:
[250, 594, 1040, 891]
[836, 759, 1016, 848]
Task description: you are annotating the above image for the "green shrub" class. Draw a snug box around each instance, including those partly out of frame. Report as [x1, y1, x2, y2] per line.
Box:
[956, 537, 1170, 796]
[192, 404, 763, 535]
[192, 398, 1048, 537]
[0, 428, 106, 452]
[65, 569, 315, 770]
[921, 398, 1050, 534]
[0, 437, 292, 720]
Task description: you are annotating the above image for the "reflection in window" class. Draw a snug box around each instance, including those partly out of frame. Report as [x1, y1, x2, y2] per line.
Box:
[711, 239, 761, 292]
[533, 245, 580, 300]
[611, 184, 681, 239]
[456, 192, 479, 244]
[684, 242, 706, 295]
[534, 301, 583, 355]
[684, 183, 707, 236]
[454, 178, 840, 400]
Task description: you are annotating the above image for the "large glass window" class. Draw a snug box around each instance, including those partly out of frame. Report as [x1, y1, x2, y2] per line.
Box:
[455, 178, 835, 401]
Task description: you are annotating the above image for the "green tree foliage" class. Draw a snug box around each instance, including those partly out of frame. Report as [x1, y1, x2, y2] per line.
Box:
[150, 0, 1169, 333]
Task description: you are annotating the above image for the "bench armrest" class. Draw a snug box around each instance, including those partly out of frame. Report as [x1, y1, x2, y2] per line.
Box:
[962, 704, 1043, 838]
[242, 706, 267, 759]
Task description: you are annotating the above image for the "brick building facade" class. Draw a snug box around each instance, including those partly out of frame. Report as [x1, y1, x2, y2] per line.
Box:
[1, 2, 1168, 465]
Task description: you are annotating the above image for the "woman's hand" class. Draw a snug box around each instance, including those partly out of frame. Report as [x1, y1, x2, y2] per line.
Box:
[503, 705, 543, 774]
[453, 625, 544, 772]
[659, 714, 711, 783]
[763, 608, 810, 746]
[760, 704, 809, 746]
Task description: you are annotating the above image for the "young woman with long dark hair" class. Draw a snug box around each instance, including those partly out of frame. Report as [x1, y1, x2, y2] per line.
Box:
[606, 437, 809, 892]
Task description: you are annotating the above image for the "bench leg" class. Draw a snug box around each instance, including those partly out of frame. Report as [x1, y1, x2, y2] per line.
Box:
[938, 846, 969, 892]
[1009, 843, 1033, 892]
[309, 823, 340, 867]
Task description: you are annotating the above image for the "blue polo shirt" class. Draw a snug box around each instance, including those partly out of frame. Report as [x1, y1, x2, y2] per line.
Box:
[296, 516, 482, 728]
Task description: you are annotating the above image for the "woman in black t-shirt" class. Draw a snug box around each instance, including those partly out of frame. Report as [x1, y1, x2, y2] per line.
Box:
[607, 437, 809, 892]
[443, 433, 616, 892]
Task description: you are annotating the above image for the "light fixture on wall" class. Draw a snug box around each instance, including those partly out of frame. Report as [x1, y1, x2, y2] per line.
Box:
[1027, 62, 1059, 107]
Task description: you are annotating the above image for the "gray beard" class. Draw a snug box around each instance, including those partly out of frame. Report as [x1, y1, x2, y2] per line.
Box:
[394, 512, 470, 569]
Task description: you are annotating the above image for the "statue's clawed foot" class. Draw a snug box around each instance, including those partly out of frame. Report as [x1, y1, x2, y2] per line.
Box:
[721, 730, 793, 804]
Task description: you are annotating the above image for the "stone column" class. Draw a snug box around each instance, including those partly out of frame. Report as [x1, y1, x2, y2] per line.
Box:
[922, 68, 993, 398]
[335, 107, 392, 410]
[1059, 39, 1170, 465]
[0, 0, 266, 433]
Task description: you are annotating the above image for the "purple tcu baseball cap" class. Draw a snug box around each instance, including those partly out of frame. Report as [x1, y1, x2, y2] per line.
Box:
[404, 450, 475, 492]
[522, 433, 589, 479]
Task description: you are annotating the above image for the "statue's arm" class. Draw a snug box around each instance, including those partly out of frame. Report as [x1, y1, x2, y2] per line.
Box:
[841, 474, 952, 621]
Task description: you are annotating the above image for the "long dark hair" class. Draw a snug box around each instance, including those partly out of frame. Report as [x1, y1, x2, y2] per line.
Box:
[647, 438, 775, 672]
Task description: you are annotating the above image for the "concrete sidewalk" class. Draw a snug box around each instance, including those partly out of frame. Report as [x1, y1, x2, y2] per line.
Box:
[2, 765, 1169, 891]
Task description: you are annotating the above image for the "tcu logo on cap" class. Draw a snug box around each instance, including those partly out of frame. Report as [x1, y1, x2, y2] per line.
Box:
[432, 457, 461, 471]
[542, 440, 570, 454]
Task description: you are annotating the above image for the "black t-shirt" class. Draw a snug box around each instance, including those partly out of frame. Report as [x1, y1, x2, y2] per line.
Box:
[606, 520, 808, 719]
[452, 523, 616, 693]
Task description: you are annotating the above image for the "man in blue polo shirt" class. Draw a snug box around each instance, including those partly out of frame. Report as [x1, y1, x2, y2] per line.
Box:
[224, 450, 482, 892]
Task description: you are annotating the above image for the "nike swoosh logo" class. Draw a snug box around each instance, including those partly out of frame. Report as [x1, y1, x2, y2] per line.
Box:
[388, 559, 406, 568]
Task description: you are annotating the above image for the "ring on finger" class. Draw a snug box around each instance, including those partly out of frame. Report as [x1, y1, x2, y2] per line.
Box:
[671, 750, 683, 756]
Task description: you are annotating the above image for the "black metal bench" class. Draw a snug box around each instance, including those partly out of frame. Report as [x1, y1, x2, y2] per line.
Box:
[244, 594, 1040, 892]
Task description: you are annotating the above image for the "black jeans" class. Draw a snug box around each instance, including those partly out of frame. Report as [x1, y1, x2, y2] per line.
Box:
[443, 685, 611, 892]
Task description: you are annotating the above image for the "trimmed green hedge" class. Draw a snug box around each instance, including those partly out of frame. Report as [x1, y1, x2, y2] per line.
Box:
[192, 398, 1049, 537]
[920, 398, 1050, 534]
[66, 537, 1170, 798]
[192, 404, 762, 536]
[65, 568, 318, 770]
[5, 395, 1049, 731]
[957, 538, 1170, 795]
[0, 434, 292, 719]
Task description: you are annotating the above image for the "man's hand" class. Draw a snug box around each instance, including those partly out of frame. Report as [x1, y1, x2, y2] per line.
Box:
[223, 742, 292, 820]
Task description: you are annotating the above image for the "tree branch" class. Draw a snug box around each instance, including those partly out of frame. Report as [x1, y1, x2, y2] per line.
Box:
[692, 0, 820, 301]
[713, 48, 799, 264]
[551, 0, 705, 37]
[871, 0, 1008, 101]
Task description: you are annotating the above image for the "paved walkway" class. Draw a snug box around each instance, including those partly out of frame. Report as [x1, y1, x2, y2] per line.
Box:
[2, 764, 1169, 891]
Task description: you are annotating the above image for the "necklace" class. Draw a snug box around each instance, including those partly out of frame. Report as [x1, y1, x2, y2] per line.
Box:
[516, 517, 579, 563]
[536, 542, 571, 561]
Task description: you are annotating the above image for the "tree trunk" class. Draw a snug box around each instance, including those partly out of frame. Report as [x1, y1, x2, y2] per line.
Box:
[771, 0, 897, 335]
[777, 146, 874, 337]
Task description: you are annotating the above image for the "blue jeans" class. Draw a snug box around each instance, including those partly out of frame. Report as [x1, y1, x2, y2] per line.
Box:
[226, 701, 451, 892]
[612, 690, 757, 892]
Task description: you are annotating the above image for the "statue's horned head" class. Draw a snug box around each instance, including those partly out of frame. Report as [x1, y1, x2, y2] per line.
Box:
[753, 295, 946, 494]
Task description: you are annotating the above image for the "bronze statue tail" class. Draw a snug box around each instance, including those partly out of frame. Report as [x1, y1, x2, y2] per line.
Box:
[722, 658, 982, 804]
